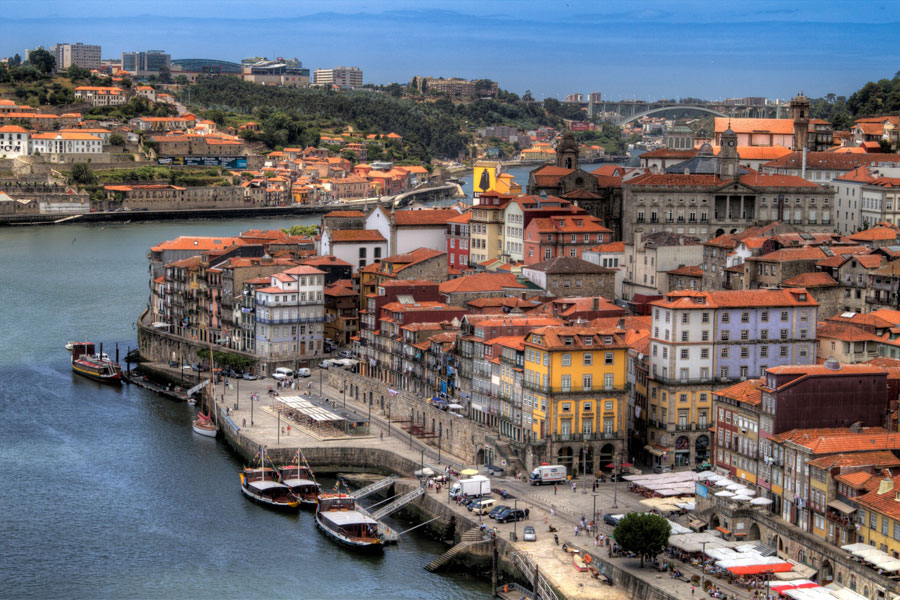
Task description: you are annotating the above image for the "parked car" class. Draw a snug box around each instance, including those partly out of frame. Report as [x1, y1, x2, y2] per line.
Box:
[497, 508, 525, 523]
[242, 373, 259, 380]
[523, 526, 536, 542]
[653, 465, 672, 474]
[227, 369, 243, 378]
[318, 360, 330, 369]
[339, 350, 353, 358]
[191, 364, 201, 372]
[603, 513, 622, 526]
[296, 368, 311, 378]
[488, 505, 511, 519]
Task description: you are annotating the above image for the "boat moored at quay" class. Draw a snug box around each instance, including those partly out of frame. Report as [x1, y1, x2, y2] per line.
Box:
[315, 493, 382, 551]
[70, 342, 123, 384]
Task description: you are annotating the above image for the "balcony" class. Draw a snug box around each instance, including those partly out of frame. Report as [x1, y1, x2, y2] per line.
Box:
[675, 423, 695, 431]
[523, 381, 625, 394]
[550, 432, 619, 442]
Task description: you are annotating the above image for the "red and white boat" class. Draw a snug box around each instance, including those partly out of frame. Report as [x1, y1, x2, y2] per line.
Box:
[70, 342, 122, 384]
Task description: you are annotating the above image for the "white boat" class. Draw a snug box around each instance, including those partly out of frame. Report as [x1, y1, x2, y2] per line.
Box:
[192, 414, 217, 437]
[241, 468, 300, 510]
[315, 493, 383, 551]
[65, 341, 76, 352]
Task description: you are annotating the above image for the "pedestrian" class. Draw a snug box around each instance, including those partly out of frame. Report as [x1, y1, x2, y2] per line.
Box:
[554, 484, 558, 495]
[380, 431, 383, 441]
[594, 535, 599, 548]
[524, 508, 530, 520]
[574, 525, 579, 536]
[286, 425, 290, 435]
[554, 533, 559, 545]
[550, 507, 556, 518]
[572, 481, 576, 493]
[242, 418, 246, 428]
[691, 584, 695, 595]
[281, 426, 285, 435]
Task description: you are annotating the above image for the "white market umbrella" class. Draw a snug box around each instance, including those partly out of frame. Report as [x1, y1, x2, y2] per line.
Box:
[726, 482, 745, 491]
[697, 471, 719, 480]
[715, 479, 734, 487]
[750, 497, 773, 506]
[732, 494, 752, 502]
[715, 490, 735, 497]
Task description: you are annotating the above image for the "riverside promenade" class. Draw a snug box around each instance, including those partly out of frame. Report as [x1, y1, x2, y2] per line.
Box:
[142, 362, 755, 600]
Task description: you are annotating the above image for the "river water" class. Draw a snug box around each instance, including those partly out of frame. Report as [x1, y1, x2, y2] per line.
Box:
[0, 218, 492, 599]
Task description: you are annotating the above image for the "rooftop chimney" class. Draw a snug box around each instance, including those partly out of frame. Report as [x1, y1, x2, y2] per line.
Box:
[879, 474, 895, 495]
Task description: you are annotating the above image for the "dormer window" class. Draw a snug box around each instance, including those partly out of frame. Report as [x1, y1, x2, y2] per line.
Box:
[584, 337, 593, 346]
[565, 337, 574, 345]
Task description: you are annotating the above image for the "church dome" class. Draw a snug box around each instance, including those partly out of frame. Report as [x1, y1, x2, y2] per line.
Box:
[698, 142, 714, 156]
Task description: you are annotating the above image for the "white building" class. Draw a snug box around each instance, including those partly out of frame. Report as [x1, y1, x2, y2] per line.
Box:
[501, 198, 525, 262]
[51, 42, 101, 70]
[313, 66, 363, 89]
[365, 206, 459, 256]
[0, 125, 30, 158]
[253, 266, 326, 367]
[30, 132, 103, 155]
[320, 228, 388, 272]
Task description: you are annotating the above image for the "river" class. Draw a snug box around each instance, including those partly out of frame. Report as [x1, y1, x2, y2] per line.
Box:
[0, 218, 491, 599]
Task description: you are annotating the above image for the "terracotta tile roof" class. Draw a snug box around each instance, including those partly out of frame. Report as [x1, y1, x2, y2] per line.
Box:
[738, 173, 822, 188]
[523, 325, 628, 351]
[856, 473, 900, 519]
[808, 451, 900, 471]
[593, 241, 625, 253]
[152, 236, 242, 252]
[715, 117, 794, 135]
[524, 256, 615, 274]
[591, 315, 651, 332]
[833, 470, 879, 489]
[627, 173, 723, 187]
[767, 363, 886, 378]
[392, 208, 460, 226]
[653, 288, 817, 309]
[280, 265, 326, 276]
[856, 122, 886, 135]
[773, 428, 900, 455]
[762, 152, 900, 170]
[0, 125, 30, 133]
[466, 297, 541, 309]
[849, 227, 900, 242]
[714, 378, 765, 406]
[439, 272, 526, 294]
[834, 166, 879, 184]
[828, 312, 897, 330]
[754, 246, 827, 262]
[446, 211, 472, 224]
[400, 321, 447, 332]
[640, 148, 698, 158]
[486, 335, 527, 351]
[667, 265, 703, 277]
[527, 215, 611, 234]
[780, 272, 838, 287]
[328, 229, 386, 243]
[816, 322, 883, 343]
[871, 259, 900, 277]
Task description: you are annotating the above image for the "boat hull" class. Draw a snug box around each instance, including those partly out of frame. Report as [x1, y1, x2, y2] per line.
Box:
[192, 420, 218, 437]
[315, 513, 383, 551]
[240, 485, 301, 510]
[72, 363, 123, 384]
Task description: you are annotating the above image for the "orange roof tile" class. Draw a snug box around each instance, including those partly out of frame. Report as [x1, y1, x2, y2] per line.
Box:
[780, 272, 838, 287]
[653, 288, 817, 309]
[439, 272, 526, 294]
[667, 265, 703, 277]
[328, 229, 386, 243]
[715, 117, 794, 135]
[816, 322, 883, 343]
[392, 208, 460, 226]
[714, 378, 765, 406]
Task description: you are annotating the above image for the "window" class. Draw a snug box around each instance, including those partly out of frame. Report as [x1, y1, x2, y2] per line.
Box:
[721, 330, 729, 341]
[741, 330, 749, 340]
[681, 331, 689, 342]
[582, 375, 592, 390]
[604, 373, 615, 390]
[780, 329, 788, 340]
[721, 347, 729, 358]
[741, 312, 749, 323]
[605, 352, 614, 365]
[605, 400, 614, 411]
[760, 346, 768, 358]
[680, 349, 689, 359]
[741, 346, 749, 358]
[562, 353, 571, 366]
[561, 375, 571, 391]
[702, 312, 709, 323]
[701, 348, 709, 359]
[780, 346, 788, 357]
[781, 311, 789, 321]
[702, 330, 709, 341]
[583, 352, 593, 366]
[761, 310, 769, 322]
[722, 312, 730, 323]
[760, 329, 768, 340]
[720, 367, 729, 379]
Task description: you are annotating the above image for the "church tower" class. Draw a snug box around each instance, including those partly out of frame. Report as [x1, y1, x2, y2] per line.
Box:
[791, 91, 810, 151]
[556, 130, 579, 170]
[717, 126, 739, 180]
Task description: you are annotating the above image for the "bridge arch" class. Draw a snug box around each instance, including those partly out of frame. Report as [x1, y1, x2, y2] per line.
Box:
[619, 105, 728, 126]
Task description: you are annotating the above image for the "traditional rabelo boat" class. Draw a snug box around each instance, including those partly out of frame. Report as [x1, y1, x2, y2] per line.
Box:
[277, 457, 320, 506]
[315, 492, 382, 550]
[240, 448, 300, 510]
[70, 342, 123, 384]
[191, 336, 218, 438]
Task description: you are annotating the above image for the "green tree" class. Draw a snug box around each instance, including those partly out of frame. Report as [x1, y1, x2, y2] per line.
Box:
[66, 64, 91, 81]
[523, 90, 534, 102]
[157, 65, 172, 84]
[0, 62, 10, 84]
[281, 224, 318, 236]
[9, 53, 22, 67]
[175, 75, 188, 86]
[28, 49, 56, 74]
[612, 513, 671, 568]
[108, 133, 125, 146]
[71, 163, 97, 185]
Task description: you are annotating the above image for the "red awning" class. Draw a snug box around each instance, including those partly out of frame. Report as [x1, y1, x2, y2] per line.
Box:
[715, 526, 731, 535]
[770, 583, 819, 593]
[727, 563, 794, 575]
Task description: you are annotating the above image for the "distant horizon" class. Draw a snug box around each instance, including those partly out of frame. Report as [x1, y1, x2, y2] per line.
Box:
[3, 0, 899, 101]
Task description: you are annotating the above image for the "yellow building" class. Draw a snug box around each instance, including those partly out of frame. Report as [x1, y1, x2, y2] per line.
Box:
[493, 173, 522, 195]
[856, 473, 900, 556]
[523, 325, 628, 476]
[469, 194, 509, 264]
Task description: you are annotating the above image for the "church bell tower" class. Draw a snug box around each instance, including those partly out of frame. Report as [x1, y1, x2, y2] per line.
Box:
[791, 92, 810, 151]
[717, 126, 740, 180]
[556, 130, 579, 170]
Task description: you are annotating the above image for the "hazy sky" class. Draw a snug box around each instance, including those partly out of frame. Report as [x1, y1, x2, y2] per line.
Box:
[4, 0, 899, 101]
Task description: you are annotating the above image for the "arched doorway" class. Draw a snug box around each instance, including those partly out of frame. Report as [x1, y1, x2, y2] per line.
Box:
[709, 514, 720, 530]
[820, 559, 834, 584]
[778, 536, 785, 554]
[598, 444, 614, 470]
[477, 448, 486, 465]
[695, 435, 710, 466]
[578, 447, 595, 475]
[674, 436, 690, 467]
[730, 228, 738, 234]
[715, 228, 725, 237]
[557, 446, 574, 473]
[748, 523, 760, 541]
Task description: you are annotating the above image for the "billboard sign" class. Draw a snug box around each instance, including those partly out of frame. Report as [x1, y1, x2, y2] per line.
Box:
[158, 156, 247, 168]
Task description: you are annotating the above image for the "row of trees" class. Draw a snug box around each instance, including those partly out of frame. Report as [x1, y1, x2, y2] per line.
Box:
[810, 71, 900, 130]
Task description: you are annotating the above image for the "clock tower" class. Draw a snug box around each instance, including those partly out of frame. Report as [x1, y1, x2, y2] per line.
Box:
[791, 91, 810, 151]
[717, 126, 739, 180]
[556, 130, 579, 170]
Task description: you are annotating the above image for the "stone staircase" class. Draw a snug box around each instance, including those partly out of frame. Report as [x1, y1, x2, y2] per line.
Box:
[424, 529, 487, 572]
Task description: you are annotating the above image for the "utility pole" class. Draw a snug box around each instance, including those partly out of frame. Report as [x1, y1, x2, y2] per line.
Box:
[612, 451, 619, 509]
[387, 403, 391, 437]
[700, 541, 708, 593]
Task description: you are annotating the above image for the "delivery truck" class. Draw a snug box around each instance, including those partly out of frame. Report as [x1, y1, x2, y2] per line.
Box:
[529, 465, 567, 485]
[449, 475, 491, 498]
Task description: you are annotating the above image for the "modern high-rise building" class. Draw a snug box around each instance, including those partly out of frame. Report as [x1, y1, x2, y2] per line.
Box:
[121, 50, 171, 75]
[313, 66, 363, 89]
[51, 43, 102, 70]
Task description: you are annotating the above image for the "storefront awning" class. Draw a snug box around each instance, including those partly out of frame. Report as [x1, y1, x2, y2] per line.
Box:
[644, 444, 665, 457]
[690, 519, 708, 530]
[827, 499, 856, 515]
[715, 526, 731, 535]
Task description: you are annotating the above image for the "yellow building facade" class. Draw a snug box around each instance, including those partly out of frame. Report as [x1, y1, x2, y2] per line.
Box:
[523, 326, 628, 475]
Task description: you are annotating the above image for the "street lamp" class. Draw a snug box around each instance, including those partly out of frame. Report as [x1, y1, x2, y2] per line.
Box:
[612, 451, 619, 509]
[236, 376, 240, 410]
[319, 368, 323, 396]
[513, 498, 519, 541]
[387, 402, 391, 437]
[421, 448, 425, 470]
[700, 540, 708, 593]
[251, 392, 255, 426]
[592, 493, 598, 525]
[342, 385, 346, 408]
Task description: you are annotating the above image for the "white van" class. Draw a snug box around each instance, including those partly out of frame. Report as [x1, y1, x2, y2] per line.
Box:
[273, 367, 293, 380]
[296, 368, 311, 378]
